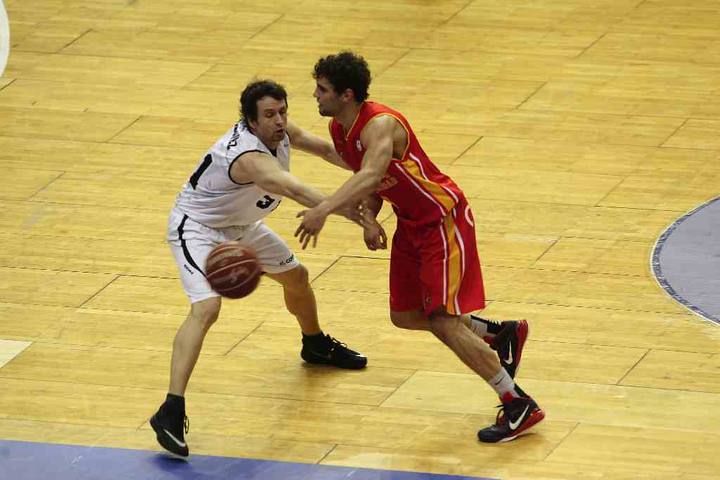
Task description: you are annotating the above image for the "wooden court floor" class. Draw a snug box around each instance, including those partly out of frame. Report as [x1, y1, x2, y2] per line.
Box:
[1, 0, 720, 478]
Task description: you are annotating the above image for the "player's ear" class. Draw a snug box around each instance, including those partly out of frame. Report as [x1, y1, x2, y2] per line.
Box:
[341, 88, 355, 103]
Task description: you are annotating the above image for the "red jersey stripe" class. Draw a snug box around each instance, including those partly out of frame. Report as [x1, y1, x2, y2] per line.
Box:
[399, 157, 457, 213]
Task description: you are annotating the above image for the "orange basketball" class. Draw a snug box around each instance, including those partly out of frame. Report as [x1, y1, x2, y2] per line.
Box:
[205, 241, 262, 299]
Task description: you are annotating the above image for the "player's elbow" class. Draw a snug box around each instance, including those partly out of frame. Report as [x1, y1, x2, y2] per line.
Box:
[324, 150, 351, 170]
[361, 168, 384, 193]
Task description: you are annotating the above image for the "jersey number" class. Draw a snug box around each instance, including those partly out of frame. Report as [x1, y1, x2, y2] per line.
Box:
[256, 195, 276, 209]
[189, 154, 212, 189]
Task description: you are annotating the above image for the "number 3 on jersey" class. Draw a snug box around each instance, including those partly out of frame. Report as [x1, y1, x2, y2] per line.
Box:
[189, 152, 278, 210]
[256, 194, 277, 209]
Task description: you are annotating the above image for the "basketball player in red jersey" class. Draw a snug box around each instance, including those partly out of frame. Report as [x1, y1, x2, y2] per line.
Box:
[295, 52, 544, 443]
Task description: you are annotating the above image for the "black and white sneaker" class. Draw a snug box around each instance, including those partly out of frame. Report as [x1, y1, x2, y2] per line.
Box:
[150, 405, 190, 458]
[301, 334, 367, 369]
[477, 394, 544, 443]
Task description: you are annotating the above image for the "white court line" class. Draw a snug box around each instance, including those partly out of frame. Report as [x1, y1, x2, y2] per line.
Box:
[0, 0, 8, 77]
[0, 339, 31, 368]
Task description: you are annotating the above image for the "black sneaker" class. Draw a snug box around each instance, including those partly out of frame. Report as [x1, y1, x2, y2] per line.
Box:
[150, 405, 190, 458]
[477, 394, 545, 443]
[490, 320, 528, 379]
[301, 334, 367, 369]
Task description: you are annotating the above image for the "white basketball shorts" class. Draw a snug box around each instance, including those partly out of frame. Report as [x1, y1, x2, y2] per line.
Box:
[167, 208, 300, 303]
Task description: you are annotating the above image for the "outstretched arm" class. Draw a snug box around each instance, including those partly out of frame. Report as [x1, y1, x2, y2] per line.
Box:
[229, 148, 369, 231]
[315, 116, 394, 214]
[286, 120, 351, 170]
[295, 116, 395, 248]
[229, 151, 325, 209]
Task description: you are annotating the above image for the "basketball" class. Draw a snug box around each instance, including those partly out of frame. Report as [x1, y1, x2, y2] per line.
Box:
[205, 241, 262, 299]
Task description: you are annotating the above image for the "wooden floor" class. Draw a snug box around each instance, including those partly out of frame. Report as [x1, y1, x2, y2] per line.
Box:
[2, 1, 720, 478]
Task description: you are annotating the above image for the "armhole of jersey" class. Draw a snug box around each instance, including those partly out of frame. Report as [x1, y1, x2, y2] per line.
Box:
[228, 149, 266, 186]
[364, 113, 411, 161]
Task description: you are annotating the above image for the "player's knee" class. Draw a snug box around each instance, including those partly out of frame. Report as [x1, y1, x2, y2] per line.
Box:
[428, 313, 461, 341]
[390, 311, 415, 330]
[190, 296, 221, 330]
[285, 264, 310, 291]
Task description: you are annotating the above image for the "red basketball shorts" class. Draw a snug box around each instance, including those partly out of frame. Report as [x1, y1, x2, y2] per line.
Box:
[389, 198, 486, 316]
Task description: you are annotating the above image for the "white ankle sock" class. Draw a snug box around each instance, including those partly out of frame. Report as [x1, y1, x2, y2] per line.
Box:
[488, 368, 520, 398]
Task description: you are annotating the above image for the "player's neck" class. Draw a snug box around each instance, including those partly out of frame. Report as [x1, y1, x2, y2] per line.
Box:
[337, 102, 364, 134]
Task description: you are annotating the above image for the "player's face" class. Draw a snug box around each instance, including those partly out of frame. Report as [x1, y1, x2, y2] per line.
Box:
[314, 77, 342, 117]
[249, 96, 288, 146]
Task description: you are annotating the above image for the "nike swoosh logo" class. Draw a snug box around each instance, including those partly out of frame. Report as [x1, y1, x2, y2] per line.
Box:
[308, 349, 333, 361]
[508, 405, 529, 430]
[163, 429, 187, 448]
[504, 343, 513, 365]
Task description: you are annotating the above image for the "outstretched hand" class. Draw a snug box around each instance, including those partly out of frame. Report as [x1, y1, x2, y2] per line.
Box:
[295, 207, 328, 249]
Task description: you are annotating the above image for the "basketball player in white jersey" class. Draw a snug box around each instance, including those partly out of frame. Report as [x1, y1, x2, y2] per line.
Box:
[150, 80, 378, 458]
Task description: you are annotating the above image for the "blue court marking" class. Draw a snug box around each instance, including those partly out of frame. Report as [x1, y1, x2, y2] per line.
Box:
[651, 195, 720, 325]
[0, 440, 495, 480]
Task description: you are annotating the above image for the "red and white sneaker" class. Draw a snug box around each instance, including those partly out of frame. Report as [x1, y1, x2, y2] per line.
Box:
[490, 320, 529, 379]
[477, 394, 545, 443]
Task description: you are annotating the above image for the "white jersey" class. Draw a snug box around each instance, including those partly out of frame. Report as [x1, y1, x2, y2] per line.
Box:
[173, 122, 290, 228]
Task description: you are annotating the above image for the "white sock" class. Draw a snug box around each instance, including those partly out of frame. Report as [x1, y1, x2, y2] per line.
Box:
[488, 368, 520, 398]
[469, 318, 489, 337]
[469, 315, 501, 339]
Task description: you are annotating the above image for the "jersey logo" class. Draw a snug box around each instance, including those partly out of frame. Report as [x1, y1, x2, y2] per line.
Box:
[356, 139, 363, 151]
[279, 254, 295, 266]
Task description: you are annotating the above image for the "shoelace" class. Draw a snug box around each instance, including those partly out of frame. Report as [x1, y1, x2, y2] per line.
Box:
[326, 335, 348, 351]
[493, 404, 508, 426]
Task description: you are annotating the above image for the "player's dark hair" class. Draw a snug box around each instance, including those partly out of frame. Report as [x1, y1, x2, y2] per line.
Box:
[313, 51, 371, 102]
[240, 80, 288, 123]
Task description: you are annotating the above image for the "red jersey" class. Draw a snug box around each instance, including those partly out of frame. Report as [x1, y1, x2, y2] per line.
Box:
[329, 101, 464, 225]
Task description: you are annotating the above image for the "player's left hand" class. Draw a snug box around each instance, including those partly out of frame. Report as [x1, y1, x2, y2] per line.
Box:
[295, 207, 328, 249]
[363, 221, 387, 250]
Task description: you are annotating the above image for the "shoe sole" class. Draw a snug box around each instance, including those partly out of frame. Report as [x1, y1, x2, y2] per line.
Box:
[301, 351, 368, 369]
[150, 416, 189, 459]
[497, 408, 545, 443]
[159, 449, 190, 461]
